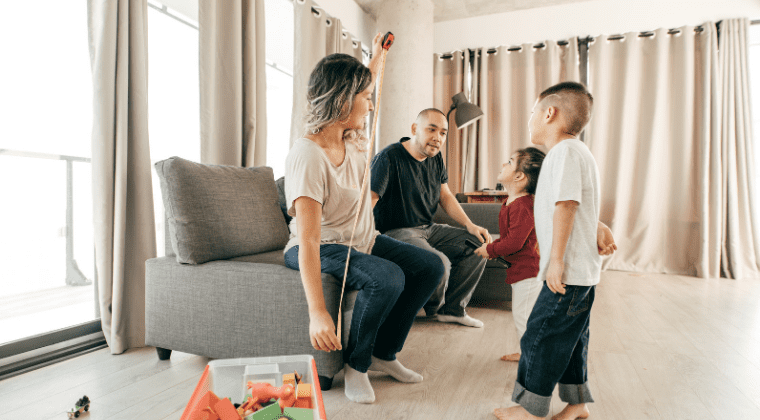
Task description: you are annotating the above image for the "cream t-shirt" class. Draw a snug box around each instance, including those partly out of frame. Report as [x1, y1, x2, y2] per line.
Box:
[284, 137, 378, 254]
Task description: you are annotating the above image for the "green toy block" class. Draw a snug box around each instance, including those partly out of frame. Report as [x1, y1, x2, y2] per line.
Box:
[283, 407, 314, 420]
[250, 401, 283, 420]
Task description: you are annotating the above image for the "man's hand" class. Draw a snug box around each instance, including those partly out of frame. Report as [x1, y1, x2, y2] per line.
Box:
[474, 243, 490, 259]
[546, 258, 566, 295]
[597, 221, 617, 256]
[309, 309, 342, 352]
[466, 223, 493, 244]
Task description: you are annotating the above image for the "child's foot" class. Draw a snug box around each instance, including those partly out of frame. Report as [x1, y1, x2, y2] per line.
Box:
[436, 314, 484, 328]
[500, 353, 521, 362]
[493, 405, 544, 419]
[344, 365, 375, 404]
[551, 403, 589, 420]
[369, 356, 423, 383]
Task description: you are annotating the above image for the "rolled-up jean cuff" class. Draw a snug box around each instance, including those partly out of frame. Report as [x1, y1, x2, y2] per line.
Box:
[558, 382, 595, 404]
[511, 381, 551, 417]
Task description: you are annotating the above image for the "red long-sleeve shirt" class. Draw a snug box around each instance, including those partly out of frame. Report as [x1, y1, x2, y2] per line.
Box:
[486, 195, 540, 284]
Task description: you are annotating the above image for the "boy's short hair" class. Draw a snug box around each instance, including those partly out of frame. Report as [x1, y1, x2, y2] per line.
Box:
[538, 82, 594, 136]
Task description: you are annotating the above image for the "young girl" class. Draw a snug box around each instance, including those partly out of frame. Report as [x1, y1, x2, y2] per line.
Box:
[474, 147, 545, 361]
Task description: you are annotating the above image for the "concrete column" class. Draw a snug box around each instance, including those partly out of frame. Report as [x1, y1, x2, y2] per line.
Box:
[373, 0, 434, 152]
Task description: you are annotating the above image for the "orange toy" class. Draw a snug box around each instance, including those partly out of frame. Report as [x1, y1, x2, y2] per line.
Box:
[294, 383, 312, 409]
[246, 382, 297, 409]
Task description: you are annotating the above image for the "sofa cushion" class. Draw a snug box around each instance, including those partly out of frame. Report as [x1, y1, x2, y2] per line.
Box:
[275, 176, 293, 226]
[155, 157, 289, 264]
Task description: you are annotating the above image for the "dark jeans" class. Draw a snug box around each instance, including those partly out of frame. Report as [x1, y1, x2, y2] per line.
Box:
[383, 223, 487, 317]
[284, 234, 443, 373]
[512, 283, 596, 417]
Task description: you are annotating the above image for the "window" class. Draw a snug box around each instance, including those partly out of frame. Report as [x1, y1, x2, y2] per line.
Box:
[0, 1, 96, 347]
[147, 1, 201, 257]
[265, 0, 295, 180]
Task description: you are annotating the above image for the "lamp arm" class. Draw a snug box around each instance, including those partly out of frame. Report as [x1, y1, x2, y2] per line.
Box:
[445, 106, 455, 169]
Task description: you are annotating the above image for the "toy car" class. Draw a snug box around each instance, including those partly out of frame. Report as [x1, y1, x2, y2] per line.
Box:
[67, 395, 90, 418]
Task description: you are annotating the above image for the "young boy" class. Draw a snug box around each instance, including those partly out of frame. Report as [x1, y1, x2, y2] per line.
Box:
[495, 82, 602, 420]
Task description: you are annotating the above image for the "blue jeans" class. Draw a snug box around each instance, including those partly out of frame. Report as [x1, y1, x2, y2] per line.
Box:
[284, 234, 444, 373]
[512, 283, 596, 417]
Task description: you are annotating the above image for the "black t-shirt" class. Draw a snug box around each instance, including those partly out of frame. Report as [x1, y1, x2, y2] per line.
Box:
[370, 137, 448, 233]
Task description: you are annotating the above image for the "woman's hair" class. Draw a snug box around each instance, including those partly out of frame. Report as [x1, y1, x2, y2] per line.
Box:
[305, 53, 373, 150]
[514, 147, 546, 195]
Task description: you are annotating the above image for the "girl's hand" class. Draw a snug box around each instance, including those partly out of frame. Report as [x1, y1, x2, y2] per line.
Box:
[309, 309, 342, 352]
[546, 258, 566, 295]
[474, 243, 490, 259]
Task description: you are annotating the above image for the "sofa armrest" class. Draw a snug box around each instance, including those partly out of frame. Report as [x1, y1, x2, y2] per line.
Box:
[145, 257, 345, 377]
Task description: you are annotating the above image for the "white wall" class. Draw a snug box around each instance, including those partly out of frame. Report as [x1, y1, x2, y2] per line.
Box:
[434, 0, 760, 52]
[315, 0, 376, 46]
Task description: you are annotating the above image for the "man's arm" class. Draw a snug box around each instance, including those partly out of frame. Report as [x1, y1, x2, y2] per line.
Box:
[546, 200, 578, 295]
[439, 183, 492, 243]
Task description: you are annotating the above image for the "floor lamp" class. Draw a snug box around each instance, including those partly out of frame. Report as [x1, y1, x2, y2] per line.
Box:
[445, 92, 484, 192]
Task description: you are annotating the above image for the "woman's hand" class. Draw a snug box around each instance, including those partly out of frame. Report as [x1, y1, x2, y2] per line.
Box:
[474, 243, 490, 259]
[309, 309, 342, 352]
[372, 32, 383, 58]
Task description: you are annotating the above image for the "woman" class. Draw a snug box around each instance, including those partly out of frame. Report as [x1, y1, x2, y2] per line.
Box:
[283, 34, 444, 404]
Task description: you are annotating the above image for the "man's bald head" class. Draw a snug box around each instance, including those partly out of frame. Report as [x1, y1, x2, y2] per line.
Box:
[415, 108, 447, 125]
[537, 82, 593, 136]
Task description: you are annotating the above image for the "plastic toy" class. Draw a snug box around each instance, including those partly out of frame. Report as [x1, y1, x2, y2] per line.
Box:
[245, 382, 297, 409]
[67, 395, 90, 418]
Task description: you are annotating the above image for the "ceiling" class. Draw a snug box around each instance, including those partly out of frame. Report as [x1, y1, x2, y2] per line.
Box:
[353, 0, 594, 22]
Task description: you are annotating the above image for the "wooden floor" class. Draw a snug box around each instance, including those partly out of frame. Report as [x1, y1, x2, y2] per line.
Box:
[1, 271, 759, 419]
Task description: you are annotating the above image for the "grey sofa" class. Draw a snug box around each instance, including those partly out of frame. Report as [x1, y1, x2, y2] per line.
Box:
[145, 157, 507, 390]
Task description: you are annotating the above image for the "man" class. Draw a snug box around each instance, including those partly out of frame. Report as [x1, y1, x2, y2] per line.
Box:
[370, 108, 491, 328]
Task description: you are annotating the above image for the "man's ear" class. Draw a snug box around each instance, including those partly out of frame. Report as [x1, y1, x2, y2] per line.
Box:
[411, 122, 418, 136]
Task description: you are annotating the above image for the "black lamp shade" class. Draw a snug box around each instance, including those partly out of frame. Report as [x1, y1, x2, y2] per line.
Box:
[451, 92, 484, 129]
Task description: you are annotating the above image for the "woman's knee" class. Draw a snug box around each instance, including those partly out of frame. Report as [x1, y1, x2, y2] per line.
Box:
[362, 260, 405, 300]
[418, 249, 447, 284]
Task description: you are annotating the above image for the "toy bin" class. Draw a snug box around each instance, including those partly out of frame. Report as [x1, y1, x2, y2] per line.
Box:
[181, 354, 326, 420]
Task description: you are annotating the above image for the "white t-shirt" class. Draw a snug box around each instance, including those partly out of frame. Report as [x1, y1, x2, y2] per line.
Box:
[534, 139, 602, 286]
[284, 137, 378, 254]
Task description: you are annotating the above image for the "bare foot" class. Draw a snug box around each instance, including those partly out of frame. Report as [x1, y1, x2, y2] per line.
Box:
[493, 405, 544, 419]
[551, 403, 590, 420]
[501, 353, 520, 362]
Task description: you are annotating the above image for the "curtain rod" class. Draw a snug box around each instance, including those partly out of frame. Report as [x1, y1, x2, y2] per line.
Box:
[437, 24, 720, 59]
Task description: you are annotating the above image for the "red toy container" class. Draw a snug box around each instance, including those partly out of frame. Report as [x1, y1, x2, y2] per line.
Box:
[181, 355, 326, 420]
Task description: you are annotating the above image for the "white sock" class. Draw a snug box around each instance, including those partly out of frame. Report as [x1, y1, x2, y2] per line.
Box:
[436, 314, 484, 328]
[369, 356, 423, 383]
[344, 365, 375, 403]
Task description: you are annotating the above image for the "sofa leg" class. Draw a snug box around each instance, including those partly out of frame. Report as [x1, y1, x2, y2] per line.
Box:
[156, 347, 172, 360]
[318, 375, 333, 391]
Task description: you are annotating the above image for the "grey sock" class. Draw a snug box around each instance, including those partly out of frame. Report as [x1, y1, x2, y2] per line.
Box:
[344, 365, 375, 403]
[369, 356, 423, 383]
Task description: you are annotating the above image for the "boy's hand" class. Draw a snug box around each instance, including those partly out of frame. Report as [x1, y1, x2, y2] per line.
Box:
[474, 243, 490, 259]
[546, 258, 566, 294]
[597, 221, 617, 256]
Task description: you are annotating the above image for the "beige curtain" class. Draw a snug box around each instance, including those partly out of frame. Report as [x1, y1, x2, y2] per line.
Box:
[88, 0, 156, 353]
[289, 0, 363, 146]
[717, 18, 760, 278]
[434, 41, 579, 193]
[433, 51, 467, 192]
[199, 0, 267, 167]
[586, 25, 718, 276]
